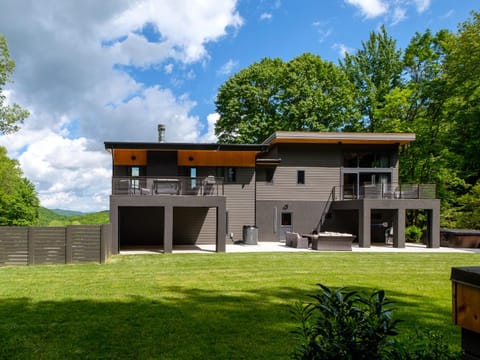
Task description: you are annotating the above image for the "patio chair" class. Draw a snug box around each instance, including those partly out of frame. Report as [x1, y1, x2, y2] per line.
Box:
[285, 232, 309, 249]
[202, 176, 216, 195]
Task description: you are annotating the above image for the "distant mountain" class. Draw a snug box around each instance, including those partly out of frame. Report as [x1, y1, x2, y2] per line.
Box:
[51, 209, 86, 217]
[38, 208, 109, 226]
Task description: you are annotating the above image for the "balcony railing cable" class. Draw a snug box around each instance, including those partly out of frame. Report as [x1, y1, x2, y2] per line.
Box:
[112, 176, 224, 196]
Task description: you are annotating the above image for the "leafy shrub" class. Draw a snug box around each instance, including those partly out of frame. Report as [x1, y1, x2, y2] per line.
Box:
[291, 285, 461, 360]
[291, 284, 400, 360]
[405, 225, 423, 243]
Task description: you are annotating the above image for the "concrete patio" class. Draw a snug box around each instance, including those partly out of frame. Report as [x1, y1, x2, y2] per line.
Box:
[120, 242, 480, 255]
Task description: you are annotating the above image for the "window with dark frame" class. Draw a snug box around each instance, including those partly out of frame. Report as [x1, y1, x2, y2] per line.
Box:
[343, 151, 394, 168]
[297, 170, 305, 185]
[265, 167, 275, 183]
[226, 167, 237, 183]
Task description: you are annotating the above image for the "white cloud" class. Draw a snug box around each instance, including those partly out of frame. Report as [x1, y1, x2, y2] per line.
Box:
[414, 0, 430, 13]
[0, 0, 244, 211]
[164, 63, 174, 74]
[441, 9, 454, 19]
[0, 128, 111, 212]
[345, 0, 431, 25]
[332, 43, 354, 57]
[345, 0, 388, 18]
[199, 113, 219, 143]
[217, 59, 239, 76]
[260, 13, 273, 21]
[104, 0, 244, 64]
[391, 7, 407, 25]
[312, 21, 333, 43]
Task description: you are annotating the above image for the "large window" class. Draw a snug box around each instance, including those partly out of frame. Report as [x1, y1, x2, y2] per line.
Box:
[343, 151, 393, 168]
[219, 167, 237, 183]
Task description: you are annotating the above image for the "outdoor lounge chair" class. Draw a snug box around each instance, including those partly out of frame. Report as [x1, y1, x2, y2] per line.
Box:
[202, 176, 216, 195]
[285, 232, 309, 249]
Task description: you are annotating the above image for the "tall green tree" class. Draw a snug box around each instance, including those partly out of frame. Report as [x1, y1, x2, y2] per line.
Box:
[340, 25, 403, 132]
[215, 53, 358, 143]
[0, 34, 29, 134]
[0, 35, 37, 225]
[443, 11, 480, 183]
[382, 29, 455, 183]
[0, 146, 39, 225]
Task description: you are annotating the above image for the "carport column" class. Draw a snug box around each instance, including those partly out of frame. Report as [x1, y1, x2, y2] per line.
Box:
[428, 202, 441, 248]
[358, 203, 371, 248]
[216, 201, 227, 253]
[110, 198, 119, 255]
[393, 208, 406, 248]
[164, 205, 173, 253]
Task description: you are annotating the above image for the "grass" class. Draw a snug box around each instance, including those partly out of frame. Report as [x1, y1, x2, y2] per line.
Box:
[0, 252, 478, 359]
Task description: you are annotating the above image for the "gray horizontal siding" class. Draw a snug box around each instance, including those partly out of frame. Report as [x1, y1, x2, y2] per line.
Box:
[173, 207, 216, 245]
[257, 144, 400, 202]
[178, 166, 255, 241]
[224, 168, 255, 241]
[257, 145, 341, 202]
[257, 166, 339, 201]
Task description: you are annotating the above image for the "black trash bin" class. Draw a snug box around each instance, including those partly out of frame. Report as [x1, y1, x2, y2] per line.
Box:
[242, 225, 258, 245]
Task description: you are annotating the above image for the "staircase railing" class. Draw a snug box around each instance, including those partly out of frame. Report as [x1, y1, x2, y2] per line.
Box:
[314, 187, 335, 233]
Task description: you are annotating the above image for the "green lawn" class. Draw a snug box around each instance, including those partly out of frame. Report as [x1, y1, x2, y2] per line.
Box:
[0, 252, 478, 359]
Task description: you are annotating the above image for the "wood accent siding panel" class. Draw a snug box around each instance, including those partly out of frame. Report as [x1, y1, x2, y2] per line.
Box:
[257, 145, 341, 201]
[224, 168, 256, 241]
[173, 207, 216, 245]
[0, 227, 28, 265]
[178, 150, 257, 167]
[69, 226, 101, 263]
[30, 227, 66, 265]
[113, 149, 147, 166]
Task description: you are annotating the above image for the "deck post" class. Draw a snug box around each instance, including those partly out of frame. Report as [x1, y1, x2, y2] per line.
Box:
[216, 201, 227, 253]
[428, 205, 441, 248]
[164, 205, 173, 253]
[393, 208, 406, 248]
[358, 204, 371, 247]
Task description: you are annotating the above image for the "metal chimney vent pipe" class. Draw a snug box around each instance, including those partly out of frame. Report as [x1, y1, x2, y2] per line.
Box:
[158, 124, 166, 143]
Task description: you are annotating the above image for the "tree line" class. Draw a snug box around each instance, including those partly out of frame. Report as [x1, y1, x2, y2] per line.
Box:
[215, 12, 480, 229]
[0, 35, 37, 225]
[1, 12, 479, 228]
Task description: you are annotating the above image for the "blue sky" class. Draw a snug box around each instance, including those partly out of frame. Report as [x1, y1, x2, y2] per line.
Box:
[0, 0, 477, 212]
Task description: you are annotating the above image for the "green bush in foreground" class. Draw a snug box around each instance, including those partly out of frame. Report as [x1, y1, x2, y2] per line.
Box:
[291, 284, 460, 360]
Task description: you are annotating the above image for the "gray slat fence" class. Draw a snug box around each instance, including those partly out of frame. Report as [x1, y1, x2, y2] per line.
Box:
[0, 224, 112, 266]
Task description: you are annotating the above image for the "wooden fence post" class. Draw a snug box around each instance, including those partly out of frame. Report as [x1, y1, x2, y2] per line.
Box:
[27, 227, 35, 265]
[66, 226, 73, 264]
[100, 225, 106, 263]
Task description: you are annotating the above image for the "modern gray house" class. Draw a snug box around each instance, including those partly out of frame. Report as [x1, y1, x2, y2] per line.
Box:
[104, 131, 440, 253]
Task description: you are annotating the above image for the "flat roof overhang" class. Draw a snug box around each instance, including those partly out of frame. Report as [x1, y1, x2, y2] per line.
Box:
[104, 142, 267, 152]
[104, 142, 268, 167]
[262, 131, 416, 146]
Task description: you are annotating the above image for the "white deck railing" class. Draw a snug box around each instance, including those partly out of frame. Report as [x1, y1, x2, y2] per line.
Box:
[337, 183, 436, 200]
[112, 176, 224, 196]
